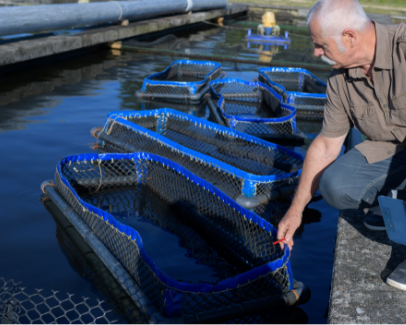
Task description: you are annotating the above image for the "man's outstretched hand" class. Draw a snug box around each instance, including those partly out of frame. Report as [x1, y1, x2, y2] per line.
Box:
[277, 210, 302, 251]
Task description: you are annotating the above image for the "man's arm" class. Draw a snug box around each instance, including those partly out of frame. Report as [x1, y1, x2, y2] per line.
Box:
[277, 133, 346, 250]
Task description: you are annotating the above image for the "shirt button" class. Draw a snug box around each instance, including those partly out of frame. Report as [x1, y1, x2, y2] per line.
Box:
[394, 127, 398, 131]
[388, 151, 392, 155]
[361, 114, 365, 118]
[383, 104, 388, 108]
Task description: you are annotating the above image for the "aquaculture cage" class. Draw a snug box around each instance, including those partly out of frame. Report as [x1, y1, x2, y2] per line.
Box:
[135, 60, 222, 103]
[210, 78, 299, 138]
[258, 67, 327, 121]
[92, 108, 303, 218]
[43, 152, 303, 322]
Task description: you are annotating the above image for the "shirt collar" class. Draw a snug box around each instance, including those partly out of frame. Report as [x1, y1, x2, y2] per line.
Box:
[373, 21, 392, 70]
[347, 21, 392, 79]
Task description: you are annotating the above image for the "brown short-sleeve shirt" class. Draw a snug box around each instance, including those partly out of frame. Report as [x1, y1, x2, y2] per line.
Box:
[321, 21, 406, 163]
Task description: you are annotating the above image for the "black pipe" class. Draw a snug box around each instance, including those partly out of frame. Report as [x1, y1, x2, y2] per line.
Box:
[205, 94, 226, 126]
[43, 198, 145, 324]
[182, 281, 311, 324]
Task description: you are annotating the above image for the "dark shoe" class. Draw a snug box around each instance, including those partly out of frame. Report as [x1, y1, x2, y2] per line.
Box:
[364, 211, 386, 231]
[387, 260, 406, 290]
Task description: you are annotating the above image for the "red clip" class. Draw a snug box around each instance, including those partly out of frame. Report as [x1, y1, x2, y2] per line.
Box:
[273, 238, 286, 245]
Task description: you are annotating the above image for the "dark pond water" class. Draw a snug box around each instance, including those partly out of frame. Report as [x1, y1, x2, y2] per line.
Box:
[0, 20, 338, 323]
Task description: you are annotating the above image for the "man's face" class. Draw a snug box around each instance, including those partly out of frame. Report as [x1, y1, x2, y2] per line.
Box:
[309, 19, 353, 69]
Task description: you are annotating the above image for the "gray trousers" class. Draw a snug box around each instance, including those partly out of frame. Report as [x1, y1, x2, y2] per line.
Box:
[319, 148, 406, 210]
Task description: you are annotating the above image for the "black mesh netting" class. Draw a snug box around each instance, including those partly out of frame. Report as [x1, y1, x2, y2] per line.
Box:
[143, 62, 222, 96]
[287, 95, 325, 121]
[99, 114, 302, 211]
[259, 70, 327, 96]
[54, 155, 291, 320]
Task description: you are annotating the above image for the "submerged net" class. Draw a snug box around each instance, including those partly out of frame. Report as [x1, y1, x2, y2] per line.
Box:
[97, 109, 302, 218]
[54, 152, 293, 319]
[121, 31, 333, 72]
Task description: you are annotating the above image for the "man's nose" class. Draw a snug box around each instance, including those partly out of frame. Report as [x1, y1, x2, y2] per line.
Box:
[314, 48, 323, 57]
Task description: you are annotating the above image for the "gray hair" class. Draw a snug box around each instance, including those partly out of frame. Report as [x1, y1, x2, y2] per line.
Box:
[307, 0, 370, 52]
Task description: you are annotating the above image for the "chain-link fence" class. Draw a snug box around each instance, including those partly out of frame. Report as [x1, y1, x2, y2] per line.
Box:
[0, 277, 128, 324]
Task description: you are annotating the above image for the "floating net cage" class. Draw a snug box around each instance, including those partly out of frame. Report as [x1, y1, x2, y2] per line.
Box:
[210, 79, 298, 137]
[135, 60, 222, 103]
[92, 108, 303, 219]
[258, 68, 327, 121]
[0, 277, 127, 324]
[50, 152, 294, 320]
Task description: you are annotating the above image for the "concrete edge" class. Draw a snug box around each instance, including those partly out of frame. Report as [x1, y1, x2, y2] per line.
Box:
[0, 4, 248, 68]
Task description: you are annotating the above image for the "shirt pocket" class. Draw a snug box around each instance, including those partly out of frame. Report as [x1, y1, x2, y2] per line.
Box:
[349, 104, 379, 140]
[391, 92, 406, 126]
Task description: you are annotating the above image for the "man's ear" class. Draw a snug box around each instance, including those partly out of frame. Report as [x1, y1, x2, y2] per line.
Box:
[343, 29, 357, 48]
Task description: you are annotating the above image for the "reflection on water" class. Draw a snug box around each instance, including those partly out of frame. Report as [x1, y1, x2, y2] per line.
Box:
[81, 186, 242, 283]
[0, 21, 336, 323]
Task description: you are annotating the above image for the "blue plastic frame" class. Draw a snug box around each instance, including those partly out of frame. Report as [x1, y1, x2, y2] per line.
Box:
[258, 67, 327, 98]
[285, 92, 327, 106]
[245, 29, 291, 45]
[141, 60, 222, 95]
[210, 78, 297, 131]
[57, 152, 294, 316]
[106, 108, 303, 189]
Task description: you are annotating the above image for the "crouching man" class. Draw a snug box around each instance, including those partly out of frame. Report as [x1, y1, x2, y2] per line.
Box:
[277, 0, 406, 290]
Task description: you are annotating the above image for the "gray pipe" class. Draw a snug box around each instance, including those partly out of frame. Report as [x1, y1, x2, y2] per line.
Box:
[0, 0, 228, 37]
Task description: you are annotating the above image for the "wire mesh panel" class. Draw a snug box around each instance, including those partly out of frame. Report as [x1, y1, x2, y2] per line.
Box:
[96, 108, 303, 217]
[258, 68, 327, 120]
[258, 67, 327, 95]
[136, 60, 222, 101]
[210, 79, 297, 136]
[53, 152, 294, 319]
[140, 99, 207, 118]
[0, 278, 125, 324]
[285, 93, 325, 121]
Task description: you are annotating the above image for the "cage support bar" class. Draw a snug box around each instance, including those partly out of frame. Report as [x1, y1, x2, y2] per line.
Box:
[205, 94, 226, 126]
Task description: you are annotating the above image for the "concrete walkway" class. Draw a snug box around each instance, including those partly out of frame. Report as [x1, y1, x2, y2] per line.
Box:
[328, 209, 406, 323]
[328, 129, 406, 323]
[0, 4, 247, 68]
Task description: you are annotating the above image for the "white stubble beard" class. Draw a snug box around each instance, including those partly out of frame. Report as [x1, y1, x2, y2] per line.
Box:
[321, 55, 337, 66]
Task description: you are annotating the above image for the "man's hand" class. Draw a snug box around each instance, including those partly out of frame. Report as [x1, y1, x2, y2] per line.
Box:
[277, 210, 303, 251]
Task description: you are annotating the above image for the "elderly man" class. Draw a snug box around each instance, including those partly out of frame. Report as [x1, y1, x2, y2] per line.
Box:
[277, 0, 406, 290]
